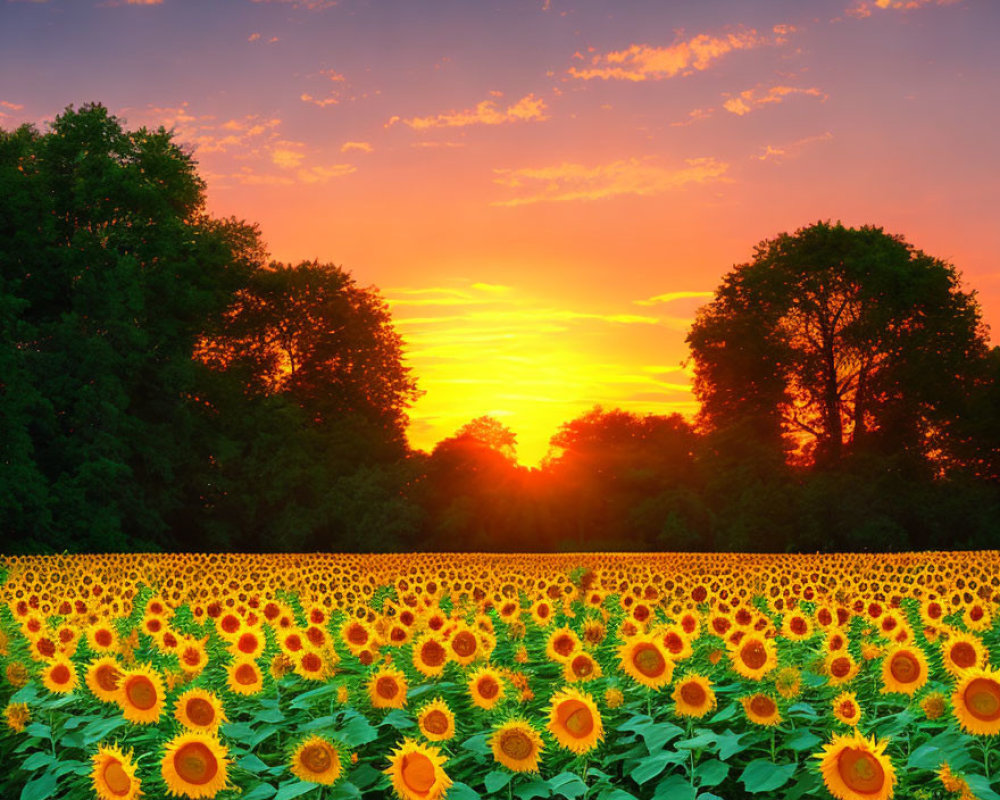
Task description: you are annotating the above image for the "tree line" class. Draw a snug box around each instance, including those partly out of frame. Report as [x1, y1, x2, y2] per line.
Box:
[1, 105, 997, 553]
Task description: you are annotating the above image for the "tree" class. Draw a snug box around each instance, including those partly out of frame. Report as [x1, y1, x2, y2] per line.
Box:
[0, 104, 262, 551]
[687, 222, 990, 467]
[197, 261, 419, 457]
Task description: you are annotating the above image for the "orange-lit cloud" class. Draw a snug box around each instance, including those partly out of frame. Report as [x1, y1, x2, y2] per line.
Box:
[635, 291, 714, 306]
[394, 94, 548, 131]
[389, 282, 699, 463]
[0, 100, 24, 118]
[723, 84, 827, 116]
[567, 29, 768, 81]
[341, 141, 373, 153]
[752, 131, 834, 162]
[250, 0, 337, 9]
[847, 0, 962, 17]
[492, 156, 729, 206]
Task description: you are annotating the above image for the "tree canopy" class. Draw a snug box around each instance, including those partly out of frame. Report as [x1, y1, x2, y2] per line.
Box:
[687, 221, 991, 468]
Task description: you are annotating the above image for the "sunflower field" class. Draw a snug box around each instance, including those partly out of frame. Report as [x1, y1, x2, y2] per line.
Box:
[1, 553, 999, 800]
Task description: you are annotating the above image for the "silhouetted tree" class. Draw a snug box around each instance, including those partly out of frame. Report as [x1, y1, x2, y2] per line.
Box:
[688, 222, 990, 469]
[0, 104, 261, 551]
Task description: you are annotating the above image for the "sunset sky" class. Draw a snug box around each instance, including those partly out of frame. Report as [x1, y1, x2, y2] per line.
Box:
[2, 0, 998, 464]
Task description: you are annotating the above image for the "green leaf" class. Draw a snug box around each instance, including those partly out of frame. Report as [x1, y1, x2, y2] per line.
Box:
[675, 732, 716, 751]
[81, 716, 128, 746]
[350, 764, 383, 790]
[786, 702, 818, 718]
[303, 715, 338, 732]
[21, 752, 56, 771]
[632, 751, 677, 785]
[381, 709, 415, 730]
[652, 776, 694, 800]
[783, 729, 822, 752]
[739, 759, 796, 792]
[240, 785, 278, 800]
[20, 771, 58, 800]
[708, 703, 738, 723]
[24, 723, 51, 741]
[328, 783, 362, 800]
[485, 771, 512, 793]
[599, 790, 641, 800]
[221, 722, 255, 743]
[10, 685, 40, 705]
[447, 782, 481, 800]
[714, 729, 748, 761]
[461, 733, 491, 756]
[289, 683, 339, 710]
[515, 778, 552, 799]
[273, 780, 317, 800]
[964, 775, 1000, 800]
[238, 754, 272, 774]
[641, 722, 685, 753]
[906, 743, 944, 770]
[548, 772, 587, 799]
[253, 707, 285, 724]
[695, 759, 729, 788]
[337, 712, 377, 747]
[407, 682, 456, 700]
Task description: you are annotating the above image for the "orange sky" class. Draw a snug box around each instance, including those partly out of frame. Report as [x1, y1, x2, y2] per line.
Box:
[2, 0, 998, 464]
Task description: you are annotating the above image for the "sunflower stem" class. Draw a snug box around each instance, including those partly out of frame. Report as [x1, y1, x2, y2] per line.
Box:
[770, 728, 776, 763]
[983, 739, 992, 780]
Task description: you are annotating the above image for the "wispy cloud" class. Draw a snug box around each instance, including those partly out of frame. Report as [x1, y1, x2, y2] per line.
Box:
[492, 156, 729, 206]
[249, 0, 337, 9]
[752, 131, 834, 162]
[391, 94, 548, 131]
[635, 291, 714, 306]
[341, 141, 373, 153]
[300, 69, 347, 108]
[847, 0, 962, 17]
[722, 84, 827, 116]
[567, 28, 768, 82]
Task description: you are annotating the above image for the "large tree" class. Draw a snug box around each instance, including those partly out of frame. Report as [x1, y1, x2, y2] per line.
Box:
[687, 222, 990, 467]
[0, 104, 262, 550]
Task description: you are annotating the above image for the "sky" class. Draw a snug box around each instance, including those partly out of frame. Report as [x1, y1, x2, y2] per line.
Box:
[2, 0, 998, 465]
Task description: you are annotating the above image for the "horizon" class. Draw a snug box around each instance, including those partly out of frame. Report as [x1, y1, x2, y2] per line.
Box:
[2, 0, 998, 465]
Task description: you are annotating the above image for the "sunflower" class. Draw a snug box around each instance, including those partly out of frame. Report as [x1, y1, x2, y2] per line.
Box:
[416, 698, 455, 742]
[368, 666, 408, 709]
[161, 731, 229, 799]
[446, 624, 481, 666]
[384, 739, 451, 800]
[728, 634, 777, 681]
[659, 625, 693, 661]
[816, 732, 895, 800]
[880, 645, 929, 696]
[412, 632, 449, 678]
[92, 743, 141, 800]
[545, 628, 581, 662]
[86, 622, 118, 654]
[290, 735, 343, 785]
[832, 692, 862, 727]
[617, 635, 674, 690]
[951, 666, 1000, 735]
[177, 638, 209, 676]
[529, 600, 555, 628]
[672, 674, 716, 719]
[229, 625, 265, 660]
[293, 648, 329, 682]
[41, 657, 78, 694]
[341, 619, 375, 655]
[468, 666, 505, 710]
[563, 651, 602, 683]
[490, 719, 544, 773]
[781, 611, 814, 641]
[175, 689, 227, 733]
[940, 630, 987, 678]
[547, 687, 603, 755]
[3, 702, 29, 732]
[226, 659, 264, 696]
[825, 653, 860, 687]
[118, 664, 166, 724]
[740, 693, 781, 727]
[920, 691, 947, 720]
[85, 656, 123, 704]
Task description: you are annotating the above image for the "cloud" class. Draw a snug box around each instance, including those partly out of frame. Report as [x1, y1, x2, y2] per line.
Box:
[300, 69, 347, 107]
[752, 131, 833, 162]
[300, 93, 339, 108]
[670, 107, 714, 127]
[249, 0, 337, 9]
[722, 84, 827, 116]
[847, 0, 962, 16]
[0, 100, 24, 118]
[98, 0, 162, 6]
[567, 28, 768, 81]
[635, 291, 714, 306]
[125, 103, 356, 186]
[393, 94, 548, 131]
[492, 156, 729, 206]
[341, 141, 373, 153]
